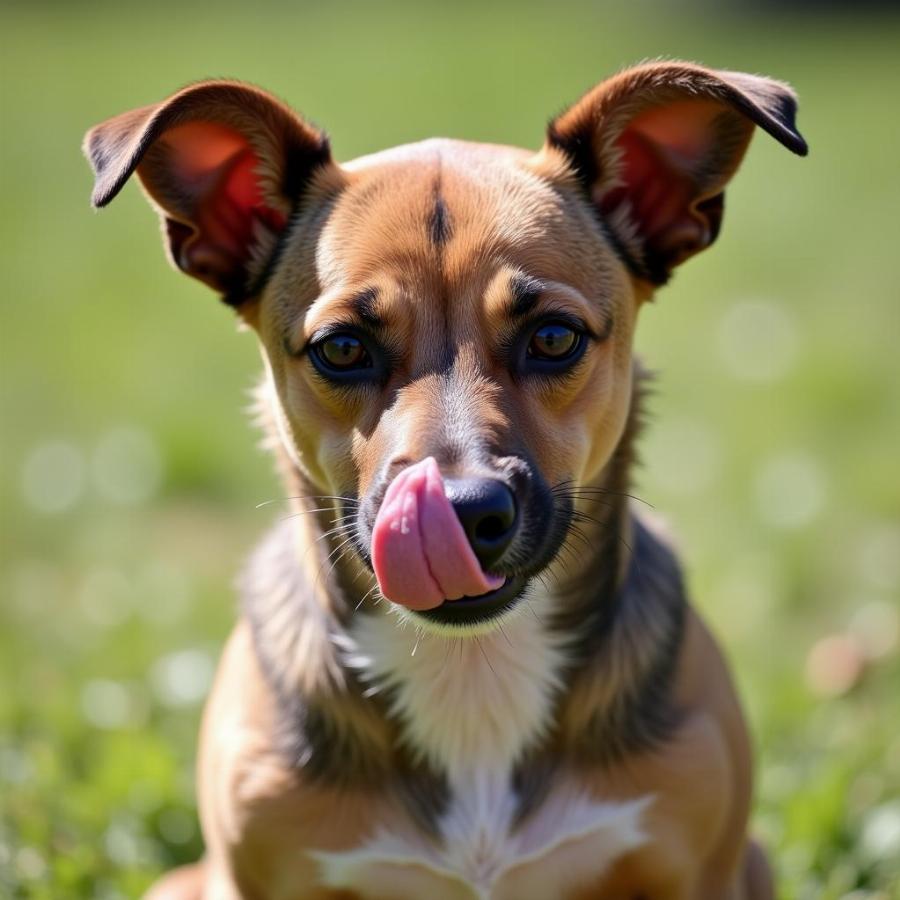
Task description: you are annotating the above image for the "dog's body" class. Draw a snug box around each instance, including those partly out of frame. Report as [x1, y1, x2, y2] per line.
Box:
[85, 62, 806, 899]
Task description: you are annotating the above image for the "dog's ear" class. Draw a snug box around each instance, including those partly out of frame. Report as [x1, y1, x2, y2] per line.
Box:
[544, 61, 807, 284]
[84, 81, 332, 304]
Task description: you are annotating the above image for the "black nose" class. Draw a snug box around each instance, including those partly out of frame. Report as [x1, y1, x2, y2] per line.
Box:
[443, 478, 518, 570]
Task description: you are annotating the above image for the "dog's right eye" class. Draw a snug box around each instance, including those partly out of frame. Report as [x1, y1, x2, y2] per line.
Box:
[311, 333, 374, 375]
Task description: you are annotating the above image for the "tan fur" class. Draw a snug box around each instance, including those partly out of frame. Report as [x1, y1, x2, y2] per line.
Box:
[84, 61, 805, 899]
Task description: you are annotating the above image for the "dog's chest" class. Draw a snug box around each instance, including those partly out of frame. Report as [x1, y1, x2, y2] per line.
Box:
[313, 768, 652, 899]
[312, 607, 653, 898]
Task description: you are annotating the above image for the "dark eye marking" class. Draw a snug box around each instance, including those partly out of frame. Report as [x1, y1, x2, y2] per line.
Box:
[350, 287, 382, 328]
[509, 274, 545, 318]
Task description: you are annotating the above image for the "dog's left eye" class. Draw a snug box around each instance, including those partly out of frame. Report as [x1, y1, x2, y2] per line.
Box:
[527, 322, 583, 364]
[312, 333, 373, 373]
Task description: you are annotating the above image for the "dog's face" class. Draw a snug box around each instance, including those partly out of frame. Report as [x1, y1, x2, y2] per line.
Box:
[85, 64, 805, 630]
[257, 142, 639, 625]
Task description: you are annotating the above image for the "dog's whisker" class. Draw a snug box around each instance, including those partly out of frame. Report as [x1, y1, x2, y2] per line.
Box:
[345, 560, 368, 586]
[557, 540, 580, 568]
[279, 509, 339, 523]
[569, 491, 654, 509]
[316, 516, 347, 541]
[564, 535, 589, 557]
[314, 517, 357, 544]
[264, 504, 338, 514]
[566, 522, 594, 545]
[443, 637, 457, 665]
[475, 637, 498, 679]
[312, 531, 360, 592]
[354, 583, 381, 612]
[278, 509, 359, 525]
[321, 549, 352, 590]
[525, 599, 543, 625]
[618, 533, 643, 580]
[550, 482, 654, 509]
[255, 494, 362, 510]
[570, 507, 613, 522]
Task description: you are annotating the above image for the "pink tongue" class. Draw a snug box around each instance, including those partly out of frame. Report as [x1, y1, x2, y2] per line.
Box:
[371, 458, 505, 610]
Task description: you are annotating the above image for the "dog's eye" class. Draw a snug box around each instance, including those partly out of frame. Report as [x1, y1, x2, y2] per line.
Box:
[527, 323, 581, 361]
[314, 334, 372, 371]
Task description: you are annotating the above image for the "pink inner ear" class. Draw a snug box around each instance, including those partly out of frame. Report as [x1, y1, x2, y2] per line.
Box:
[629, 99, 722, 164]
[161, 122, 287, 287]
[601, 130, 696, 246]
[598, 99, 726, 268]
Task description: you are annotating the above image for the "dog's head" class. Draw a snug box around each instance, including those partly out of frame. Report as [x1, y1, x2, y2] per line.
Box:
[85, 63, 805, 632]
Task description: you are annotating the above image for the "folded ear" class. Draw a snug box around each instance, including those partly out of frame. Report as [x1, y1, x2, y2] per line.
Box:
[84, 81, 332, 304]
[545, 61, 807, 284]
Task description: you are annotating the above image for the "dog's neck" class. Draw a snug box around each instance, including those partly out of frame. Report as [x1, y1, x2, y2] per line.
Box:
[243, 367, 685, 822]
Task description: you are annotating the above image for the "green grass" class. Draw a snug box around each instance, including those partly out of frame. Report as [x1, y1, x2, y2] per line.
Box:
[2, 2, 899, 897]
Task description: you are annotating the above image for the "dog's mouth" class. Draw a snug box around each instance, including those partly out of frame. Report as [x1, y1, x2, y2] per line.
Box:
[348, 456, 569, 631]
[412, 574, 529, 628]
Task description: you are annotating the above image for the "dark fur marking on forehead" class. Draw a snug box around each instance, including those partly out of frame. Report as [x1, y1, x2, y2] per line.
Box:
[509, 274, 545, 318]
[429, 193, 452, 247]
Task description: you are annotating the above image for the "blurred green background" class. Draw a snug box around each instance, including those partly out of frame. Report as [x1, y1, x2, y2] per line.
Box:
[2, 1, 899, 897]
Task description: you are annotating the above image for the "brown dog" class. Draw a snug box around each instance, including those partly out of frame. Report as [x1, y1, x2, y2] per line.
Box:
[85, 61, 806, 899]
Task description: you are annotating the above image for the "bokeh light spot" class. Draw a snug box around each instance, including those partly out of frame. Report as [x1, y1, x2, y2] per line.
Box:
[643, 416, 721, 497]
[755, 451, 827, 529]
[149, 648, 214, 708]
[81, 679, 148, 730]
[10, 560, 62, 620]
[805, 634, 865, 698]
[712, 551, 779, 636]
[136, 562, 190, 626]
[15, 847, 46, 881]
[848, 601, 899, 661]
[716, 298, 799, 383]
[21, 440, 86, 515]
[78, 567, 133, 629]
[861, 802, 900, 864]
[92, 426, 163, 506]
[856, 524, 900, 592]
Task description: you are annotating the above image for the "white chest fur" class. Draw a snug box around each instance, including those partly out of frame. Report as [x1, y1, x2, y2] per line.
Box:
[313, 601, 653, 898]
[344, 597, 568, 777]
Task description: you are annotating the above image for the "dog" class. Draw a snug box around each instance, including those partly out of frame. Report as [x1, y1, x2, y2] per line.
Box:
[84, 60, 806, 899]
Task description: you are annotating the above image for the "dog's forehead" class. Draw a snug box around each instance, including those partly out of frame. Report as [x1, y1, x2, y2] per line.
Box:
[316, 138, 577, 287]
[267, 137, 624, 335]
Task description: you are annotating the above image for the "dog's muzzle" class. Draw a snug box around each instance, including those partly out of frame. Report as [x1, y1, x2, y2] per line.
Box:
[371, 457, 521, 615]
